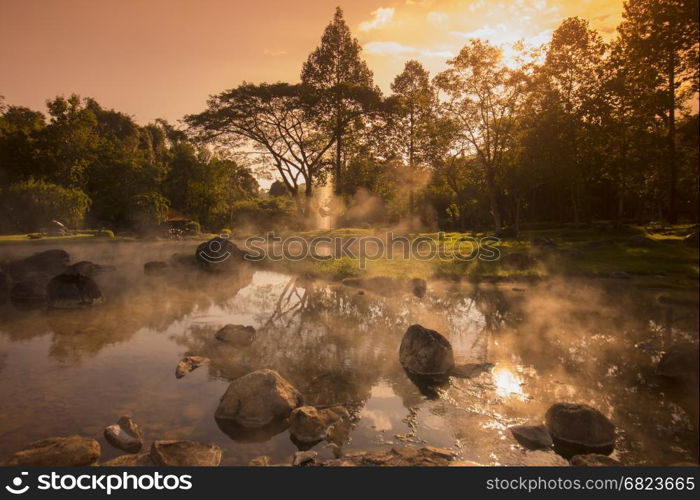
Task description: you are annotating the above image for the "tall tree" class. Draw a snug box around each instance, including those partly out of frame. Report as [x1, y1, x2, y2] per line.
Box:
[186, 83, 341, 214]
[435, 40, 527, 231]
[542, 17, 606, 224]
[301, 6, 377, 195]
[385, 60, 438, 223]
[617, 0, 699, 223]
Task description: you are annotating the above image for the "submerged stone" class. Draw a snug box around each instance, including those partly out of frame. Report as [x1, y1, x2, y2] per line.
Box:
[47, 273, 103, 309]
[215, 324, 256, 346]
[3, 435, 100, 466]
[150, 440, 222, 466]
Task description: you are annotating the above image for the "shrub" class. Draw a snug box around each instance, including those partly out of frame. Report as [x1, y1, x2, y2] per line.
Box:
[185, 220, 201, 234]
[1, 179, 91, 233]
[95, 229, 115, 238]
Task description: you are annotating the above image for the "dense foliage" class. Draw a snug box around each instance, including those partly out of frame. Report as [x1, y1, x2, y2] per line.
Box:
[1, 1, 698, 234]
[0, 96, 258, 233]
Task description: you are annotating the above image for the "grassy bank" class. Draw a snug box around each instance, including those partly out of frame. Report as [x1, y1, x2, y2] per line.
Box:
[256, 224, 698, 302]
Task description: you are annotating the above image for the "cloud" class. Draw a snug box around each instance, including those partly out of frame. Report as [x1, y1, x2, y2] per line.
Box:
[363, 41, 454, 59]
[359, 7, 395, 32]
[426, 11, 448, 26]
[364, 41, 413, 55]
[263, 48, 287, 56]
[450, 25, 504, 39]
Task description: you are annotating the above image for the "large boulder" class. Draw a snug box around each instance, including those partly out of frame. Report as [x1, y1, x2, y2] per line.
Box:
[3, 249, 69, 280]
[10, 274, 49, 308]
[150, 441, 221, 466]
[545, 403, 615, 458]
[215, 324, 256, 346]
[46, 273, 103, 309]
[657, 344, 699, 385]
[399, 324, 454, 377]
[104, 416, 143, 453]
[195, 236, 247, 271]
[215, 369, 303, 428]
[3, 435, 100, 466]
[288, 405, 348, 444]
[66, 261, 114, 277]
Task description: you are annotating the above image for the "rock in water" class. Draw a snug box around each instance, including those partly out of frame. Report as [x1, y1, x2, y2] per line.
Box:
[292, 450, 317, 466]
[657, 344, 699, 385]
[3, 435, 100, 466]
[66, 261, 114, 277]
[104, 416, 143, 453]
[3, 249, 69, 280]
[248, 456, 271, 466]
[175, 356, 209, 379]
[47, 273, 103, 309]
[195, 236, 247, 271]
[215, 324, 256, 346]
[545, 403, 615, 458]
[289, 405, 347, 443]
[102, 453, 155, 466]
[342, 446, 455, 466]
[509, 424, 553, 450]
[399, 324, 454, 377]
[410, 278, 427, 298]
[10, 276, 49, 308]
[570, 454, 621, 466]
[150, 441, 222, 466]
[215, 369, 303, 428]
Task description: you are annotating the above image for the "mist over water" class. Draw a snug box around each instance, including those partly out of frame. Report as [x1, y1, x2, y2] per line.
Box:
[0, 242, 697, 465]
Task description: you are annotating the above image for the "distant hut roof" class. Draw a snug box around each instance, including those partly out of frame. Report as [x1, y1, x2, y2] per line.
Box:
[166, 209, 192, 222]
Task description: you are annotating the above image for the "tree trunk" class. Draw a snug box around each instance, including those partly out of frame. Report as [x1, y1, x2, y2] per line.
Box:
[334, 131, 342, 196]
[667, 50, 678, 224]
[486, 165, 501, 231]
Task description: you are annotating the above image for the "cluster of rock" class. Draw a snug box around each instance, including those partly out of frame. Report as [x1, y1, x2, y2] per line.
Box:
[508, 402, 617, 465]
[249, 445, 457, 467]
[2, 418, 221, 467]
[213, 369, 350, 448]
[1, 249, 110, 309]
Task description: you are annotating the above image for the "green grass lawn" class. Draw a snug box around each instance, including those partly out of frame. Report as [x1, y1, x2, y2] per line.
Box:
[259, 224, 699, 301]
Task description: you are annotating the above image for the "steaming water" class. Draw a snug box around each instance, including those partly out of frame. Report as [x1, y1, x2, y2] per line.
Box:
[0, 242, 697, 465]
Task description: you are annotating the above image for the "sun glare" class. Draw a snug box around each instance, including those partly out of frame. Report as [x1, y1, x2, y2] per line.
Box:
[494, 369, 526, 399]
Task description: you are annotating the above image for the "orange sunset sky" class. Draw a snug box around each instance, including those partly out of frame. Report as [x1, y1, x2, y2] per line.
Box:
[1, 0, 625, 124]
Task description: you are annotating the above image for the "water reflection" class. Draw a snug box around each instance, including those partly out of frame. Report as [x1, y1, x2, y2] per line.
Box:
[0, 244, 697, 465]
